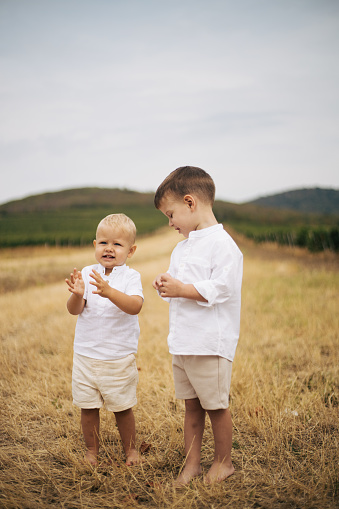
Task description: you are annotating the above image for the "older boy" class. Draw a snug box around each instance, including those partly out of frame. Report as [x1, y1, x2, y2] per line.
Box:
[66, 214, 143, 466]
[153, 166, 243, 485]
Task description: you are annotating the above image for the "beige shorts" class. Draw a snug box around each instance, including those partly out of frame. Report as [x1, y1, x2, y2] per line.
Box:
[172, 355, 232, 410]
[72, 352, 138, 412]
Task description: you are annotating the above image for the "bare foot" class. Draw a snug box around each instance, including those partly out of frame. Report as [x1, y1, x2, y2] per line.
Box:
[173, 465, 202, 487]
[204, 461, 234, 484]
[83, 450, 98, 467]
[125, 449, 143, 466]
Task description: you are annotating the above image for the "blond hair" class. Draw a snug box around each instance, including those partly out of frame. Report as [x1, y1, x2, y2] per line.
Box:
[154, 166, 215, 209]
[96, 214, 136, 244]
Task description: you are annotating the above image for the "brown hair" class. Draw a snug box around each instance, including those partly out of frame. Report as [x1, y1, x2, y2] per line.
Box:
[154, 166, 215, 209]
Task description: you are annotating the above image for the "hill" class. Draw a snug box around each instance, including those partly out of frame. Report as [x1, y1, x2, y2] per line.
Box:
[0, 187, 155, 213]
[0, 187, 338, 251]
[0, 188, 168, 248]
[247, 187, 339, 215]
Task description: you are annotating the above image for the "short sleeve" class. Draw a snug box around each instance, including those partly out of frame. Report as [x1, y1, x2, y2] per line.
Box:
[125, 269, 144, 299]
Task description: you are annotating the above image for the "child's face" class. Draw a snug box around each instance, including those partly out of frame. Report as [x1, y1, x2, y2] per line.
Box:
[93, 224, 136, 275]
[158, 194, 197, 238]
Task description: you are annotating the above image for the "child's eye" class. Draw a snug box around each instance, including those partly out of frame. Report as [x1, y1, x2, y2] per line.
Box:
[114, 243, 122, 246]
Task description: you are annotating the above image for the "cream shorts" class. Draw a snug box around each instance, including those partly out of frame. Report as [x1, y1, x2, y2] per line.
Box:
[172, 355, 232, 410]
[72, 352, 138, 412]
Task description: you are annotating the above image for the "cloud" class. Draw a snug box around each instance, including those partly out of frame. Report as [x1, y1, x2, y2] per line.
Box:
[0, 0, 338, 204]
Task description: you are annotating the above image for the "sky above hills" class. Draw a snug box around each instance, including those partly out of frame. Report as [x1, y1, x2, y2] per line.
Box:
[0, 0, 338, 205]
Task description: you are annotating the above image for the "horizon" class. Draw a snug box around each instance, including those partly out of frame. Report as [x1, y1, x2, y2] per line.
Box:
[1, 183, 338, 208]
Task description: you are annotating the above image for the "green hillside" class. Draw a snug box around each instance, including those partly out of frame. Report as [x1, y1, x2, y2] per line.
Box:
[248, 187, 339, 215]
[0, 187, 338, 252]
[213, 199, 339, 252]
[0, 187, 155, 213]
[0, 188, 168, 248]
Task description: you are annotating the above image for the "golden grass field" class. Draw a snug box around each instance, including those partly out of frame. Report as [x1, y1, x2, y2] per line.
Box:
[0, 228, 338, 508]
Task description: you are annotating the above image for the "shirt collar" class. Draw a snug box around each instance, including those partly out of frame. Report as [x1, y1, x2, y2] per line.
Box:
[188, 223, 223, 239]
[98, 263, 127, 276]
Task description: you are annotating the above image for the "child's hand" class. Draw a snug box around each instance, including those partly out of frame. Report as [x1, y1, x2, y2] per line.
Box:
[152, 274, 165, 291]
[90, 269, 111, 298]
[65, 268, 85, 297]
[154, 273, 183, 299]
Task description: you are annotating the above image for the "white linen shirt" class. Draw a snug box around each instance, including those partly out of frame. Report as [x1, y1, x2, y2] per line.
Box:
[74, 263, 143, 360]
[164, 224, 243, 361]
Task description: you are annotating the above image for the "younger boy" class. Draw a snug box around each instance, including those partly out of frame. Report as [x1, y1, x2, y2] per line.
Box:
[65, 213, 143, 466]
[153, 166, 243, 485]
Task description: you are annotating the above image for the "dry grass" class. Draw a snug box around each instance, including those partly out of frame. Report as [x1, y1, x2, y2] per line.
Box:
[0, 228, 338, 508]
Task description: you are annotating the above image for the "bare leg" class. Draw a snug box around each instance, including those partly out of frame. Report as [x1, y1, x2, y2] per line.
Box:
[205, 407, 234, 483]
[114, 408, 140, 465]
[81, 408, 100, 465]
[175, 398, 205, 487]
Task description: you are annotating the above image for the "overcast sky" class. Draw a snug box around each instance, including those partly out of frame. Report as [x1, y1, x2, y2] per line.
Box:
[0, 0, 338, 205]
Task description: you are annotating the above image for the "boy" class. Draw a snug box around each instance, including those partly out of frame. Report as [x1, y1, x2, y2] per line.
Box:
[152, 166, 243, 485]
[65, 213, 143, 467]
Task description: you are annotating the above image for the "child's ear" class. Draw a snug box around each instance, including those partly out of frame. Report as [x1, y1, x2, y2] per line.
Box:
[183, 194, 195, 209]
[127, 245, 137, 258]
[93, 239, 96, 247]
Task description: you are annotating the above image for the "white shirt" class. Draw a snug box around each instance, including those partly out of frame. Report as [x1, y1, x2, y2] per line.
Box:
[164, 224, 243, 361]
[74, 263, 144, 360]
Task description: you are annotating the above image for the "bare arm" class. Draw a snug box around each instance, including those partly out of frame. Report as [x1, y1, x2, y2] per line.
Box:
[90, 269, 143, 315]
[65, 268, 86, 315]
[153, 273, 207, 302]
